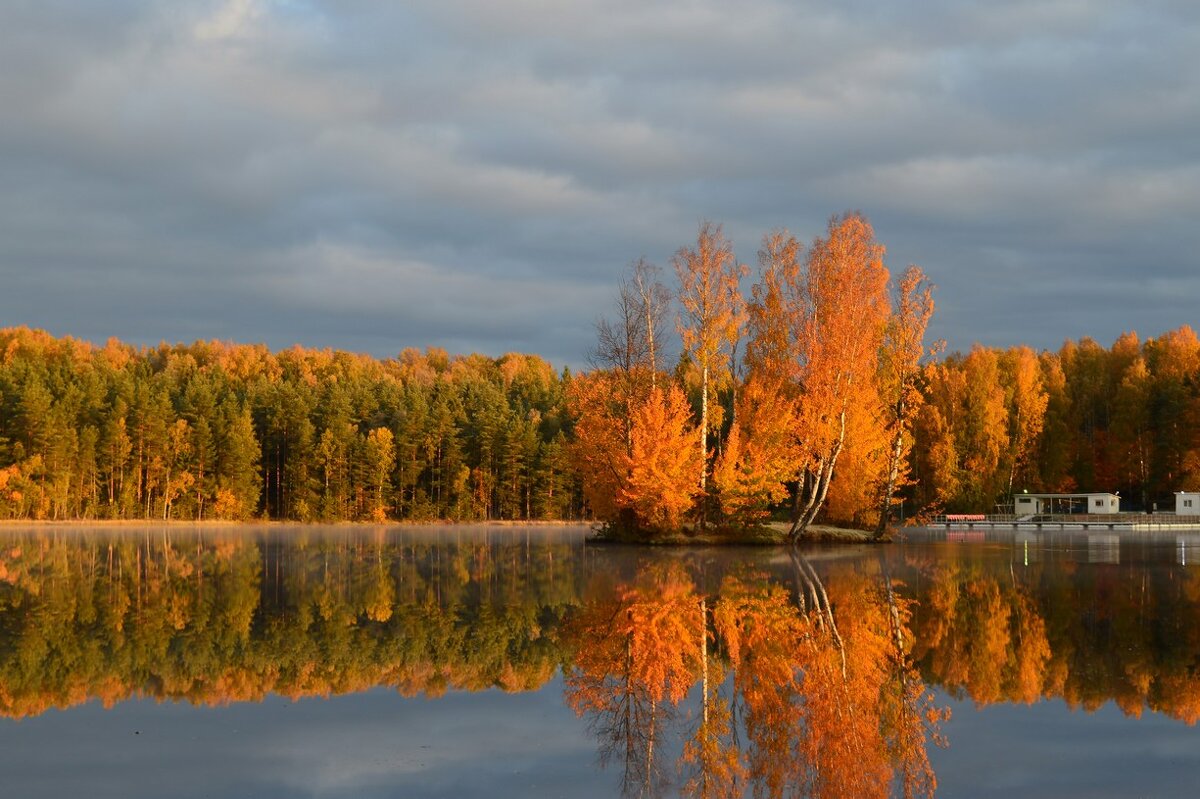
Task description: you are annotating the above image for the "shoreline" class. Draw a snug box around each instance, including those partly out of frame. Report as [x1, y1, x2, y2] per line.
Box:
[0, 518, 883, 545]
[0, 518, 594, 529]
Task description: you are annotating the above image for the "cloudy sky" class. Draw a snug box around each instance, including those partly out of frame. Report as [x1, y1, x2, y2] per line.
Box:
[2, 1, 1197, 367]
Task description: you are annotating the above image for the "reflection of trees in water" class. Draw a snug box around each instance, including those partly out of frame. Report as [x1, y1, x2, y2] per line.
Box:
[0, 528, 584, 717]
[899, 552, 1200, 723]
[6, 526, 1200, 750]
[565, 564, 705, 797]
[563, 557, 946, 799]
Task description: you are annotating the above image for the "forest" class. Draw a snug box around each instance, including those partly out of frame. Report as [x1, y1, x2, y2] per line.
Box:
[0, 327, 582, 523]
[2, 212, 1200, 530]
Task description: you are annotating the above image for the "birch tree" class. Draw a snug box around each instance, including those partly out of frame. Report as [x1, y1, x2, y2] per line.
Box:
[673, 223, 747, 496]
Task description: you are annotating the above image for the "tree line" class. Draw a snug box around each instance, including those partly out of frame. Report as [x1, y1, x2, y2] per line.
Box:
[911, 327, 1200, 513]
[0, 327, 582, 522]
[4, 211, 1200, 527]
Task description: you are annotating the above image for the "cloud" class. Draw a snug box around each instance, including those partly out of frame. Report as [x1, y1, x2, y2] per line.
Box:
[0, 0, 1197, 364]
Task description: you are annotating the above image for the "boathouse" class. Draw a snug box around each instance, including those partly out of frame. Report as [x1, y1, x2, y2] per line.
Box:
[1013, 492, 1120, 515]
[1176, 492, 1200, 515]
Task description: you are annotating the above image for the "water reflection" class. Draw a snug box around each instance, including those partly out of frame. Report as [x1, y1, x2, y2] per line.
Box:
[2, 526, 1200, 796]
[907, 532, 1200, 722]
[0, 526, 585, 717]
[562, 558, 946, 798]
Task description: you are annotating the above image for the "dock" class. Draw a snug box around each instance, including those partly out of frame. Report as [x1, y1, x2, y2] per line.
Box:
[932, 513, 1200, 532]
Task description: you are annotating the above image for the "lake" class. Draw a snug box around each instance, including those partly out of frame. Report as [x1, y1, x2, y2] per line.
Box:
[1, 523, 1198, 798]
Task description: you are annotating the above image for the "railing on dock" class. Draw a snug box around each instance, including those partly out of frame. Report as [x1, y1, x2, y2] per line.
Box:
[928, 513, 1200, 530]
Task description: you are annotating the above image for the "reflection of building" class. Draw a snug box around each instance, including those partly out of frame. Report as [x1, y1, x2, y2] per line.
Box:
[1175, 492, 1200, 515]
[1013, 492, 1120, 516]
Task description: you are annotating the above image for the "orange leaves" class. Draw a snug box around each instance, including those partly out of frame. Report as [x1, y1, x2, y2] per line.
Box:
[674, 222, 749, 492]
[673, 222, 747, 385]
[570, 373, 701, 531]
[1001, 345, 1049, 494]
[873, 265, 938, 534]
[568, 371, 629, 522]
[712, 377, 799, 522]
[779, 214, 893, 536]
[622, 386, 704, 530]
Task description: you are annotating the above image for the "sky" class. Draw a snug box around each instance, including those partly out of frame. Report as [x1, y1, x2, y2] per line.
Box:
[1, 0, 1198, 369]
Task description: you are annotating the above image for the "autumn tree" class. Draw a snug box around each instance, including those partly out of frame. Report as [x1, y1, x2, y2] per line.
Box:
[362, 427, 396, 522]
[874, 266, 936, 538]
[673, 223, 747, 496]
[621, 386, 704, 531]
[569, 371, 632, 524]
[711, 376, 799, 524]
[1000, 346, 1048, 497]
[569, 376, 702, 533]
[785, 214, 891, 540]
[1110, 353, 1153, 507]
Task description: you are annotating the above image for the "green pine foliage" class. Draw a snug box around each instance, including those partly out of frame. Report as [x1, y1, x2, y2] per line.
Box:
[0, 328, 583, 522]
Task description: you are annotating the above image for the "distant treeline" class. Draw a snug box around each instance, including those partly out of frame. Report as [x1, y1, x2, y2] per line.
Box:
[0, 327, 582, 521]
[912, 327, 1200, 514]
[5, 318, 1200, 524]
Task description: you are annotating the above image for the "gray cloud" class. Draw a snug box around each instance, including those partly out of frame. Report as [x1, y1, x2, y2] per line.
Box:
[1, 0, 1197, 366]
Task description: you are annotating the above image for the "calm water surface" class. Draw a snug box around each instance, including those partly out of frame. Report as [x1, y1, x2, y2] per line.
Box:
[1, 524, 1199, 797]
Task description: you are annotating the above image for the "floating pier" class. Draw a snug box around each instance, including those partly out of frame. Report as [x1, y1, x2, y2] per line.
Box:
[932, 513, 1200, 532]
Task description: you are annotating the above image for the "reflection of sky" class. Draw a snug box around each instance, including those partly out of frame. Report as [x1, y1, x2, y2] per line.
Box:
[0, 679, 613, 799]
[5, 679, 1200, 797]
[930, 695, 1200, 799]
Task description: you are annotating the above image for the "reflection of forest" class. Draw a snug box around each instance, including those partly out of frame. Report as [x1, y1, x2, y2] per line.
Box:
[2, 529, 1200, 733]
[903, 547, 1200, 723]
[0, 527, 586, 717]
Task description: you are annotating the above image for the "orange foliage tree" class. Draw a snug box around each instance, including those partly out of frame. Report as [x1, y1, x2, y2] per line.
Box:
[622, 386, 704, 530]
[673, 223, 747, 496]
[710, 375, 800, 524]
[1000, 346, 1048, 497]
[569, 375, 702, 532]
[567, 371, 629, 523]
[874, 265, 937, 537]
[743, 215, 891, 539]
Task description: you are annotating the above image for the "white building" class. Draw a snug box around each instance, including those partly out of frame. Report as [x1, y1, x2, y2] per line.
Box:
[1013, 492, 1120, 515]
[1176, 492, 1200, 515]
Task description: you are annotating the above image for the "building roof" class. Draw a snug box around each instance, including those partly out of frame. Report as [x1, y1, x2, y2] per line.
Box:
[1014, 492, 1119, 499]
